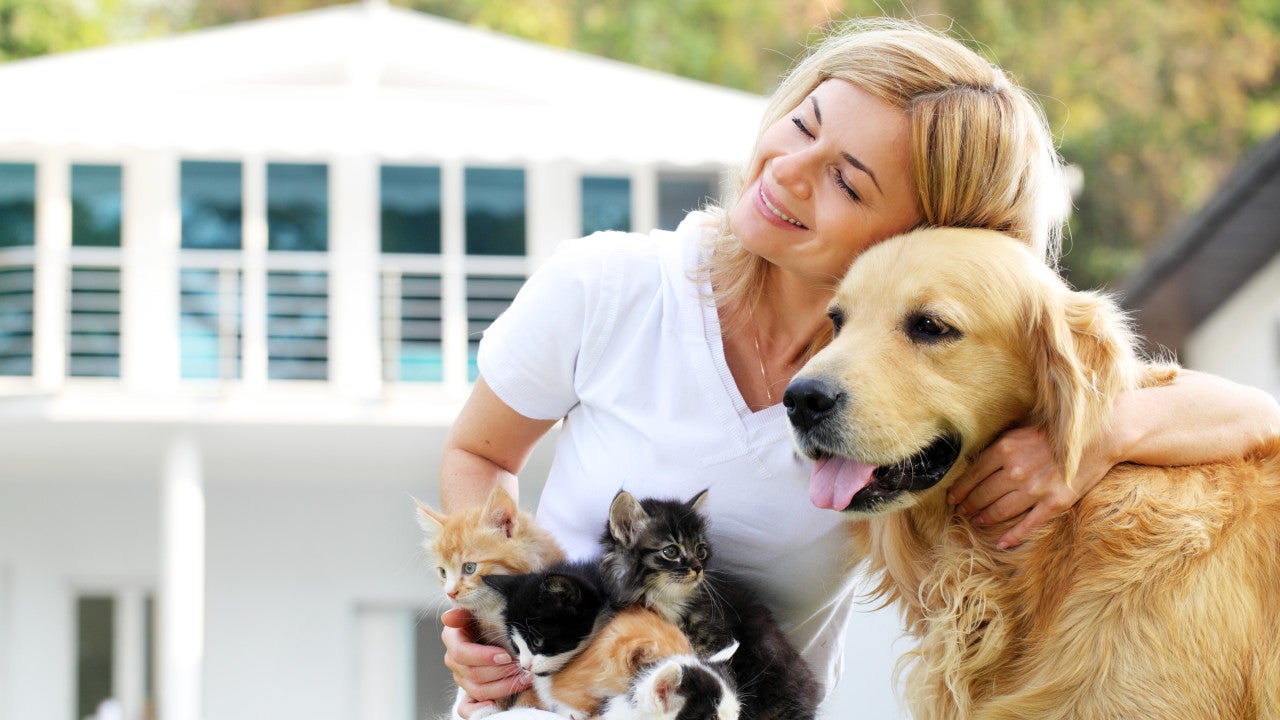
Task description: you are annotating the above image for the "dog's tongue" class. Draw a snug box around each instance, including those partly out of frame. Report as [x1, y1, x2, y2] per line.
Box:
[810, 456, 877, 510]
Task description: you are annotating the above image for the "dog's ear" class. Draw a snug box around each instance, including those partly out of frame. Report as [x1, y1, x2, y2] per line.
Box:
[1029, 287, 1139, 488]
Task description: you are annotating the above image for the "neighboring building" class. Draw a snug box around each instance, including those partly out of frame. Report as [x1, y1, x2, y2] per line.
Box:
[1121, 131, 1280, 398]
[0, 5, 906, 720]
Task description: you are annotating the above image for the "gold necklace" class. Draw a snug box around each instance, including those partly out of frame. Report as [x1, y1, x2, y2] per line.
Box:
[752, 327, 773, 406]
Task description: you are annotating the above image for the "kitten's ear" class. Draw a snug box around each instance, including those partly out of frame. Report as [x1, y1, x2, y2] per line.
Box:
[482, 573, 520, 598]
[707, 639, 739, 664]
[541, 573, 581, 606]
[608, 491, 649, 545]
[481, 485, 518, 538]
[628, 641, 660, 672]
[688, 488, 710, 512]
[413, 497, 447, 535]
[650, 661, 683, 713]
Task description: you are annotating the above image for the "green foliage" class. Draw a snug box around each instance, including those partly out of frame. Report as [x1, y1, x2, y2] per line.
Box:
[3, 0, 1278, 288]
[0, 0, 110, 60]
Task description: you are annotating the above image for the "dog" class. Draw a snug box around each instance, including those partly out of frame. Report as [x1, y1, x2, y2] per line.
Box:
[783, 227, 1280, 720]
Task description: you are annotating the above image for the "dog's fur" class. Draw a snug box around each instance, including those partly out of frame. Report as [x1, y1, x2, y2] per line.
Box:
[786, 227, 1280, 720]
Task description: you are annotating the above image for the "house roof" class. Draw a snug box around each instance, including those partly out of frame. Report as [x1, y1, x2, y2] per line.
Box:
[0, 2, 767, 166]
[1119, 131, 1280, 353]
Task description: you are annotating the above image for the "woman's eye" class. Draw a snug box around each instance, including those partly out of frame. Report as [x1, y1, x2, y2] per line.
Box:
[791, 116, 814, 139]
[828, 309, 845, 335]
[833, 171, 860, 202]
[661, 545, 680, 560]
[462, 562, 478, 575]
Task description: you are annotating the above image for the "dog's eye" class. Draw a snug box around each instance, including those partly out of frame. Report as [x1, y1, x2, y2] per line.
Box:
[827, 308, 845, 335]
[907, 313, 957, 343]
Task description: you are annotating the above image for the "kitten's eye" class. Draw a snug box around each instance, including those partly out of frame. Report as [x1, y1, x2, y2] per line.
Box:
[661, 545, 680, 560]
[529, 635, 545, 651]
[437, 567, 446, 579]
[695, 543, 708, 560]
[462, 562, 478, 575]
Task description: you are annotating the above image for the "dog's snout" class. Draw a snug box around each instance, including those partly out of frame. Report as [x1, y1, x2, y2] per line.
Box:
[783, 377, 843, 431]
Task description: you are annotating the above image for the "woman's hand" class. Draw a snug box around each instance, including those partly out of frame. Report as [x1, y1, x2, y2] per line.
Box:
[441, 607, 531, 718]
[946, 425, 1112, 550]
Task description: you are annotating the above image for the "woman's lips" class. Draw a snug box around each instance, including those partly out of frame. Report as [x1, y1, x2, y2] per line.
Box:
[756, 181, 808, 230]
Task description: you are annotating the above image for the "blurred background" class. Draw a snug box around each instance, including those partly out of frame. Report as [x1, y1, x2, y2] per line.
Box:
[0, 1, 1277, 720]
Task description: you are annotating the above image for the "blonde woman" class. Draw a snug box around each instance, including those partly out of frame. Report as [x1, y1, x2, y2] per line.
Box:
[437, 18, 1280, 718]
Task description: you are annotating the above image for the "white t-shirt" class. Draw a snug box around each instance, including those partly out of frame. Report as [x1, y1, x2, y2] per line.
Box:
[477, 211, 862, 703]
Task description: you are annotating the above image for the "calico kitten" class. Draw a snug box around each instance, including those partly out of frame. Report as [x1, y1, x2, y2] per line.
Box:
[601, 654, 741, 720]
[599, 489, 821, 720]
[538, 605, 696, 719]
[415, 484, 565, 650]
[482, 561, 611, 718]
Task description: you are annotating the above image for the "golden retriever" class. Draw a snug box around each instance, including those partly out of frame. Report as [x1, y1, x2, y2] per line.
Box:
[783, 227, 1280, 720]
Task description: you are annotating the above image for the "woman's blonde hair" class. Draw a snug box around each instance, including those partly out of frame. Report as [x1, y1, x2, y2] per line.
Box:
[709, 18, 1068, 346]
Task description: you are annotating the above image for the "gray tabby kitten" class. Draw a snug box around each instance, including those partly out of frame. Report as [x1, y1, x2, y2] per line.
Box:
[598, 489, 821, 720]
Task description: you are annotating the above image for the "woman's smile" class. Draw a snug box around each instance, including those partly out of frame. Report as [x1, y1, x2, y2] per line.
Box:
[756, 181, 809, 229]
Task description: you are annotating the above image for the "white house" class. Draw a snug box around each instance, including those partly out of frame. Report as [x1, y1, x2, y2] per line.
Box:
[0, 5, 908, 720]
[1120, 130, 1280, 398]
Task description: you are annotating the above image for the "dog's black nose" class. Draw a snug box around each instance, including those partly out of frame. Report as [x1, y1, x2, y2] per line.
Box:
[783, 377, 843, 431]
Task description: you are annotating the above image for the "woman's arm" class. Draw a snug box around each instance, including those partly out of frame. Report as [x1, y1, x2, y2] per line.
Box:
[441, 376, 556, 512]
[438, 377, 557, 717]
[948, 369, 1280, 549]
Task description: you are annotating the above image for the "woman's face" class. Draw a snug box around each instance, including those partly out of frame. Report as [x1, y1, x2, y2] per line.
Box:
[730, 79, 922, 284]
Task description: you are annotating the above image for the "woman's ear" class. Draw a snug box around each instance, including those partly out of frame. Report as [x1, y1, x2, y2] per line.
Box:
[1029, 287, 1138, 488]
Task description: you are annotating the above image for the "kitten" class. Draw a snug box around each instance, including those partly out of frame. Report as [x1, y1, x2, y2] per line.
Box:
[601, 653, 741, 720]
[538, 605, 697, 719]
[599, 489, 821, 720]
[482, 561, 612, 718]
[415, 484, 565, 650]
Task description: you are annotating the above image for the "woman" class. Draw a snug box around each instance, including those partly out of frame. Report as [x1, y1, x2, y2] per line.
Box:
[438, 17, 1280, 718]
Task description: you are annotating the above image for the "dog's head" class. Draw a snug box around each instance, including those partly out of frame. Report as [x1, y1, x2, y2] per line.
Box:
[785, 227, 1141, 517]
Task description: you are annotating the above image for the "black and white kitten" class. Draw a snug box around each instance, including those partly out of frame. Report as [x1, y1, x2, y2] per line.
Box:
[599, 489, 821, 720]
[482, 560, 611, 716]
[601, 653, 741, 720]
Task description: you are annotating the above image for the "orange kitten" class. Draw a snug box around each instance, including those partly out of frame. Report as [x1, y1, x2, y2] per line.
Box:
[415, 485, 565, 649]
[536, 606, 694, 720]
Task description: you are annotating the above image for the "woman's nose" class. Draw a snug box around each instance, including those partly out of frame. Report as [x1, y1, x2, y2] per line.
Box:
[770, 146, 815, 199]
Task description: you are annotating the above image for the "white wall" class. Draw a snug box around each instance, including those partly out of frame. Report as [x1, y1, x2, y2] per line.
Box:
[1184, 252, 1280, 397]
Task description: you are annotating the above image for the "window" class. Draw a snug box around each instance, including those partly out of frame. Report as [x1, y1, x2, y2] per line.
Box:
[180, 161, 244, 380]
[381, 165, 441, 254]
[382, 272, 442, 383]
[355, 606, 454, 720]
[0, 267, 33, 376]
[657, 171, 719, 230]
[267, 163, 328, 252]
[466, 275, 524, 381]
[0, 163, 35, 248]
[465, 167, 525, 256]
[0, 164, 35, 376]
[75, 592, 155, 720]
[77, 596, 115, 720]
[71, 164, 123, 248]
[581, 175, 631, 235]
[267, 163, 328, 380]
[181, 161, 242, 250]
[267, 271, 328, 380]
[180, 268, 241, 380]
[68, 267, 121, 378]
